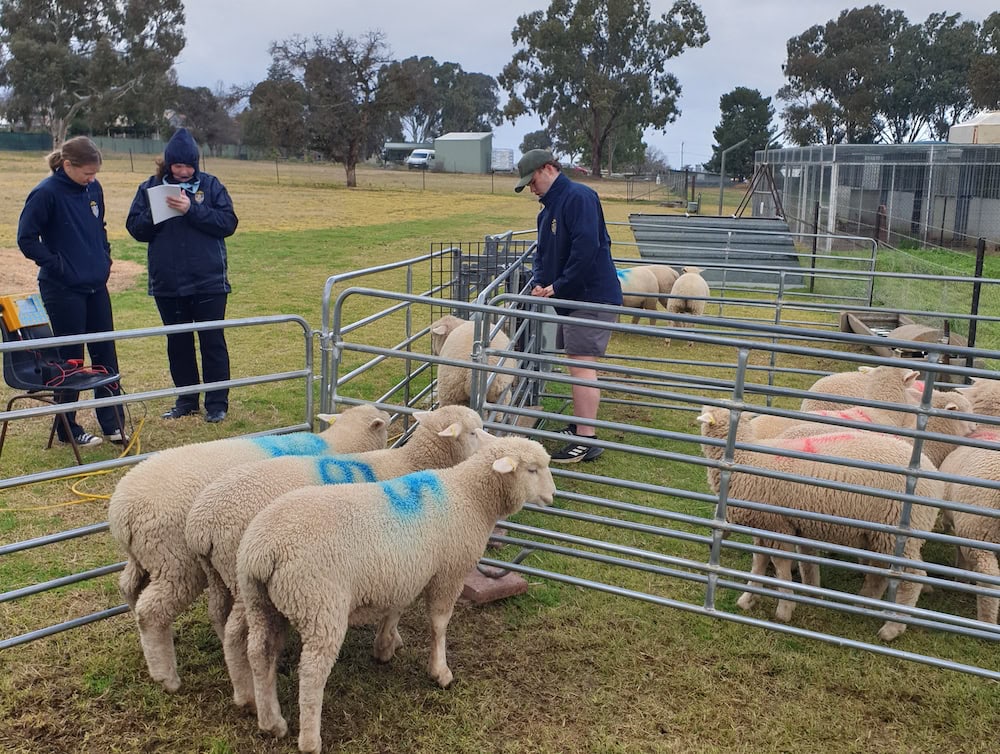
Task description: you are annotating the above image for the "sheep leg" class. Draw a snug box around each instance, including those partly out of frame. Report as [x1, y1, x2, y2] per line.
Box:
[133, 568, 206, 692]
[424, 585, 462, 688]
[859, 558, 889, 599]
[204, 565, 234, 645]
[877, 566, 926, 642]
[247, 599, 290, 738]
[769, 549, 798, 623]
[795, 546, 820, 588]
[297, 611, 349, 754]
[373, 609, 405, 662]
[964, 546, 1000, 624]
[223, 599, 255, 709]
[736, 539, 770, 611]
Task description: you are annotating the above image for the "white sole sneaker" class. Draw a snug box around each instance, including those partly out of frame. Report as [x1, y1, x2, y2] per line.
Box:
[58, 432, 103, 447]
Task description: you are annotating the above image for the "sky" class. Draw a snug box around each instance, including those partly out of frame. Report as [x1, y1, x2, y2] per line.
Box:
[175, 1, 990, 168]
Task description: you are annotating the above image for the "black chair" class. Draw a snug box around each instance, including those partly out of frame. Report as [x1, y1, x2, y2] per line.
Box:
[1, 295, 123, 465]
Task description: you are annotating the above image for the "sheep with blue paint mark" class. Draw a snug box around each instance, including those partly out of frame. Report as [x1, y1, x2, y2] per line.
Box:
[616, 265, 661, 324]
[107, 403, 390, 693]
[182, 404, 490, 707]
[237, 436, 555, 752]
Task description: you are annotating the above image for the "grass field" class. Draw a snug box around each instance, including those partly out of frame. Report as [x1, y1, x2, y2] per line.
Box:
[2, 153, 1000, 754]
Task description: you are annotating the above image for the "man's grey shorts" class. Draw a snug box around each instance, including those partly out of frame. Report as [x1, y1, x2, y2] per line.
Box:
[556, 309, 617, 357]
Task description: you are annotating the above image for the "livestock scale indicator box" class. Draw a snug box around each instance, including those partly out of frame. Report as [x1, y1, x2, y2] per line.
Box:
[0, 292, 50, 331]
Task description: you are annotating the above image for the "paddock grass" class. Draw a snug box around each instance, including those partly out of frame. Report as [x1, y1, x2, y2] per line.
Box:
[2, 153, 1000, 754]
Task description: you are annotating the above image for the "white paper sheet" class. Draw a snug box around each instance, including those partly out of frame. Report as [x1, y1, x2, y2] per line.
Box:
[147, 183, 185, 225]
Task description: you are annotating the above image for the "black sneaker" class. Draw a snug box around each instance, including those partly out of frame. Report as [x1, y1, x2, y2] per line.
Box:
[58, 431, 102, 448]
[162, 406, 200, 419]
[555, 423, 577, 436]
[550, 439, 603, 464]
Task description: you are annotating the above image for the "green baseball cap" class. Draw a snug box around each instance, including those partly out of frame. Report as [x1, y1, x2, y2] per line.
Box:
[514, 149, 556, 192]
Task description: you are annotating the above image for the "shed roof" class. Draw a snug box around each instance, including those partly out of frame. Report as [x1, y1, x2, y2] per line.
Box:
[434, 132, 492, 142]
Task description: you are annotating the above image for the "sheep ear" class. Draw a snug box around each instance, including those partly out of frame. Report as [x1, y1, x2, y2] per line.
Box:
[413, 410, 431, 424]
[696, 412, 715, 425]
[431, 325, 448, 335]
[492, 456, 517, 474]
[316, 412, 337, 423]
[857, 365, 873, 373]
[903, 369, 921, 386]
[438, 421, 463, 439]
[475, 428, 497, 444]
[369, 417, 387, 431]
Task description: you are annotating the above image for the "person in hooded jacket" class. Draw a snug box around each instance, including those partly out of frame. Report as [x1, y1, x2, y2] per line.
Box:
[17, 136, 126, 448]
[126, 128, 239, 423]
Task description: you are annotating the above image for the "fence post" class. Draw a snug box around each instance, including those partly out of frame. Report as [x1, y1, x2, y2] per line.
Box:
[810, 200, 820, 293]
[966, 237, 986, 370]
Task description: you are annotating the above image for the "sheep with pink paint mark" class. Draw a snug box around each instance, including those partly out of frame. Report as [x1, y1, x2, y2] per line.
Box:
[237, 436, 556, 752]
[697, 405, 941, 640]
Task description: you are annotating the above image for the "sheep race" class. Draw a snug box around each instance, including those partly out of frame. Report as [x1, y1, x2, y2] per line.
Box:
[5, 161, 1000, 751]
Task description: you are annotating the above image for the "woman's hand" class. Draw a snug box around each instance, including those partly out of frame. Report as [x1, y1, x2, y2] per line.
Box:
[165, 188, 191, 214]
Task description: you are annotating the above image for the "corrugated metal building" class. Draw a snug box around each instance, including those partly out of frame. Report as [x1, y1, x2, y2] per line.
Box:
[433, 132, 493, 173]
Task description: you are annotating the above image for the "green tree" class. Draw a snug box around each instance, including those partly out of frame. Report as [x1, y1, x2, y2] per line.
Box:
[381, 56, 501, 142]
[170, 85, 239, 155]
[778, 5, 907, 145]
[918, 13, 983, 141]
[499, 0, 708, 177]
[970, 12, 1000, 110]
[520, 129, 553, 154]
[705, 87, 778, 180]
[268, 32, 398, 187]
[241, 77, 308, 158]
[0, 0, 185, 146]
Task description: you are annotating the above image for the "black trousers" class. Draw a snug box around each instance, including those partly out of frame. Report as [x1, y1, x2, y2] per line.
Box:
[155, 294, 230, 413]
[39, 279, 124, 439]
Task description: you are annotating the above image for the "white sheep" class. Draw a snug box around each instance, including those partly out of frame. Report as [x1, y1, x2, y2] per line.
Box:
[664, 266, 710, 346]
[957, 377, 1000, 417]
[107, 404, 390, 692]
[430, 314, 514, 407]
[800, 365, 921, 429]
[939, 430, 1000, 623]
[237, 436, 556, 752]
[634, 263, 680, 311]
[183, 404, 490, 707]
[616, 265, 661, 324]
[697, 405, 942, 641]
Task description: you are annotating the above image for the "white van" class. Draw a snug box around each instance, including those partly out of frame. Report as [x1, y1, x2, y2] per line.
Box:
[405, 149, 435, 170]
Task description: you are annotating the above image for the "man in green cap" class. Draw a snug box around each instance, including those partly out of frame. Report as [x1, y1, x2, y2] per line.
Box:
[515, 149, 622, 463]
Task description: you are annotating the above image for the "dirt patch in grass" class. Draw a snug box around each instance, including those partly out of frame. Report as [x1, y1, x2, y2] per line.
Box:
[1, 246, 144, 294]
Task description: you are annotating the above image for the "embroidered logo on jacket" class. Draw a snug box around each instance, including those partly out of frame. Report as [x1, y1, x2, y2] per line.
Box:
[194, 191, 205, 204]
[90, 200, 99, 218]
[550, 218, 557, 234]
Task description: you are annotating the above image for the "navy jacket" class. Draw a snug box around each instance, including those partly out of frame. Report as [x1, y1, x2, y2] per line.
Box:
[17, 169, 112, 292]
[126, 172, 238, 297]
[530, 173, 622, 315]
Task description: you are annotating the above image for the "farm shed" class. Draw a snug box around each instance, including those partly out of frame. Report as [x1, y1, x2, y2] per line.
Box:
[382, 141, 432, 165]
[433, 131, 493, 174]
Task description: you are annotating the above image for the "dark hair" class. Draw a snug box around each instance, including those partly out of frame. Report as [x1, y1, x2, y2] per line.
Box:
[154, 156, 171, 180]
[47, 136, 102, 172]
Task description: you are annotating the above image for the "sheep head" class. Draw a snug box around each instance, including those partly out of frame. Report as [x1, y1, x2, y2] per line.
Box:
[412, 405, 486, 464]
[316, 404, 390, 451]
[485, 437, 556, 514]
[429, 314, 466, 355]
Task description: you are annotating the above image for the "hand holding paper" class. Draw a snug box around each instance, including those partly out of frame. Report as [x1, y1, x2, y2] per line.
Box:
[147, 184, 186, 225]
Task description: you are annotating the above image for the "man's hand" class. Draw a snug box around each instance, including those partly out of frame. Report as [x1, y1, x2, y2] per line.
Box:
[531, 284, 554, 298]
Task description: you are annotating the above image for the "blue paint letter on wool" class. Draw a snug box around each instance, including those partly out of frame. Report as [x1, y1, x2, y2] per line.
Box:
[252, 432, 328, 458]
[315, 456, 377, 485]
[380, 471, 445, 518]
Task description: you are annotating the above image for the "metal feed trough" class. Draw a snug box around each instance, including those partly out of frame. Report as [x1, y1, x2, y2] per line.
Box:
[4, 229, 1000, 688]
